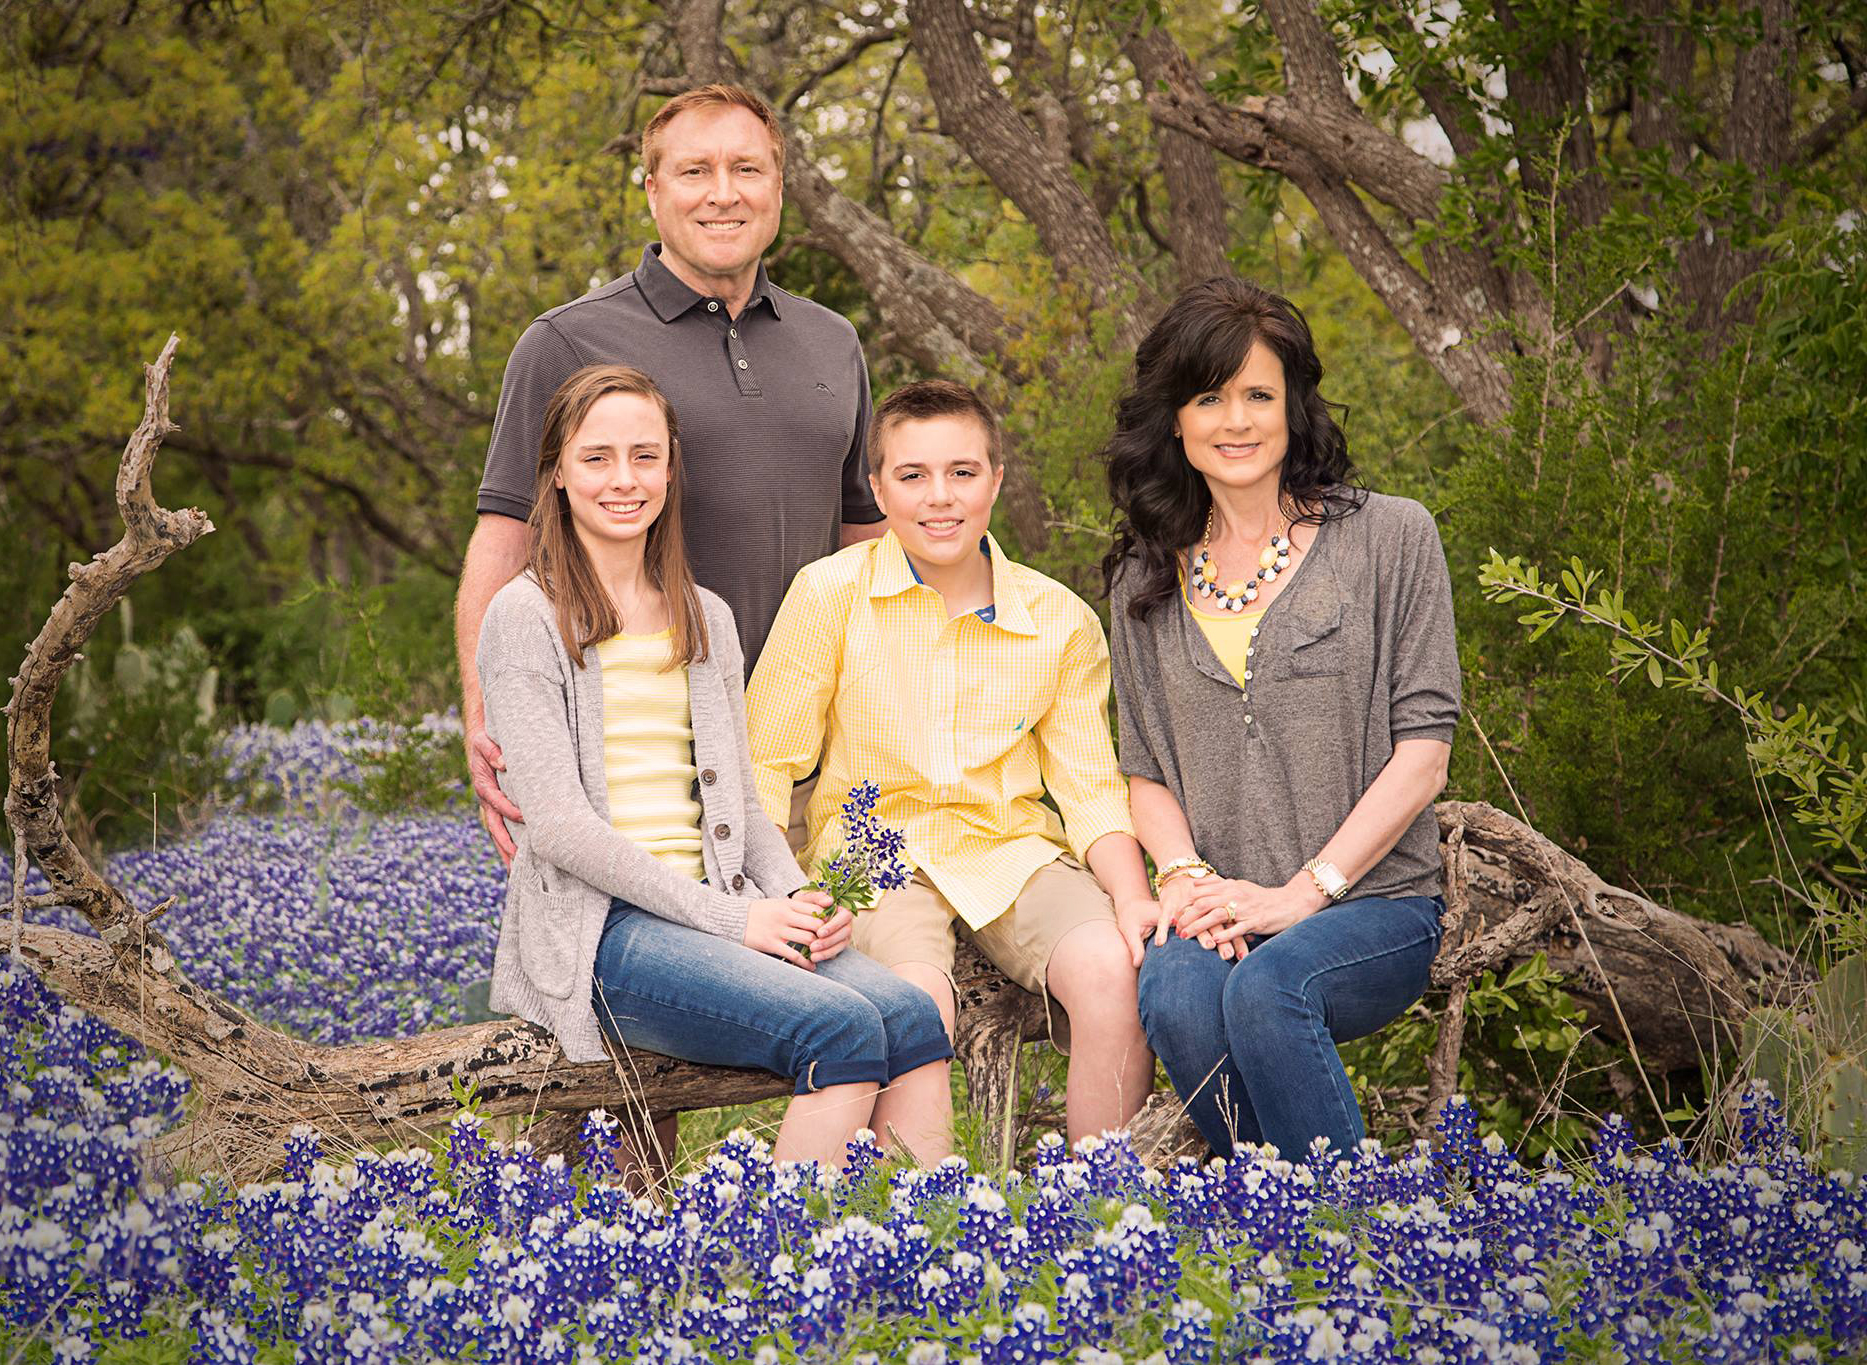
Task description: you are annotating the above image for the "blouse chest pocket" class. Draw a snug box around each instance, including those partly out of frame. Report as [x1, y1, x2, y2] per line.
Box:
[1276, 603, 1349, 679]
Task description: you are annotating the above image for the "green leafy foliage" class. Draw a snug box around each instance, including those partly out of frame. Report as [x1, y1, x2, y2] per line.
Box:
[305, 580, 466, 815]
[1342, 952, 1604, 1159]
[1479, 546, 1867, 955]
[54, 604, 222, 852]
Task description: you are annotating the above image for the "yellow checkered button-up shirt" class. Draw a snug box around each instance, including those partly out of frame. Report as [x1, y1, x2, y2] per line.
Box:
[746, 531, 1135, 931]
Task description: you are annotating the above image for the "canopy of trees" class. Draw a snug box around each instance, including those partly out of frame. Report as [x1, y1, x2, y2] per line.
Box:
[4, 0, 1864, 917]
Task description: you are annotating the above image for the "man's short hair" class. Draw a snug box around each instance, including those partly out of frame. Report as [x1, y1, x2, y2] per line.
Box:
[869, 379, 1004, 476]
[642, 84, 786, 177]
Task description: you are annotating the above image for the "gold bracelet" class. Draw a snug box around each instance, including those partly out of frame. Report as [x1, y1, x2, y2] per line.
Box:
[1151, 856, 1214, 895]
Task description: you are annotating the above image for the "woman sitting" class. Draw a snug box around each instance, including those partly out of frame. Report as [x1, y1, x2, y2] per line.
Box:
[477, 363, 953, 1169]
[1101, 278, 1460, 1160]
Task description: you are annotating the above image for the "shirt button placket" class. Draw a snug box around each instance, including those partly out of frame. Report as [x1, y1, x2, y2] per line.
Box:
[1244, 625, 1261, 728]
[725, 315, 760, 396]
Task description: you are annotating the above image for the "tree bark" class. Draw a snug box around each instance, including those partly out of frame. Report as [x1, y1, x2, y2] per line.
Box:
[1123, 24, 1234, 290]
[1429, 801, 1804, 1075]
[906, 0, 1155, 345]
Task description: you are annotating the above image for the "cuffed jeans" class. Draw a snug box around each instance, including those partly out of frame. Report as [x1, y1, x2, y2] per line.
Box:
[591, 898, 953, 1095]
[1137, 893, 1443, 1160]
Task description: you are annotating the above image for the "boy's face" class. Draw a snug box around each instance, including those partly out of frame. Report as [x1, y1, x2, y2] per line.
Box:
[870, 414, 1004, 572]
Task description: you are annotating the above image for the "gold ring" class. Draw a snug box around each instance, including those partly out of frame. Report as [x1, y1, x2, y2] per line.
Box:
[1225, 901, 1238, 923]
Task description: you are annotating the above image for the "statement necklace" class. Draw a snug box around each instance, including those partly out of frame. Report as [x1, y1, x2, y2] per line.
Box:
[1190, 508, 1291, 613]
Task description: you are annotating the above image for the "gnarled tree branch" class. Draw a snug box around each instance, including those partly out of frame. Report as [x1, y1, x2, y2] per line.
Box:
[5, 335, 212, 942]
[906, 0, 1155, 343]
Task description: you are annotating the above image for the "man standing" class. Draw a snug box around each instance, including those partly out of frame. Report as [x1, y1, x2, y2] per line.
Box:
[457, 83, 884, 863]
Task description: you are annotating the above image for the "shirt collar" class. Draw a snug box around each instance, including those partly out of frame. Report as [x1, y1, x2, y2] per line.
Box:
[869, 530, 1038, 635]
[635, 243, 782, 322]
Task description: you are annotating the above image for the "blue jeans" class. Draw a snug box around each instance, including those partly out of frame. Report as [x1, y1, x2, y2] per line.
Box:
[591, 899, 953, 1095]
[1137, 893, 1443, 1159]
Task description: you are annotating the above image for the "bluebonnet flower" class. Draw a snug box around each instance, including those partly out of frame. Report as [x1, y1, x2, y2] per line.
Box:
[10, 728, 1867, 1362]
[814, 780, 912, 912]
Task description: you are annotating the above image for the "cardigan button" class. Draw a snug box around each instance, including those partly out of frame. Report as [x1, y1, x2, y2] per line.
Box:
[700, 768, 717, 785]
[714, 823, 731, 840]
[730, 873, 745, 891]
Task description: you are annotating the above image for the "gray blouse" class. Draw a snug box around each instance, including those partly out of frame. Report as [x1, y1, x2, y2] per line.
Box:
[1107, 491, 1460, 902]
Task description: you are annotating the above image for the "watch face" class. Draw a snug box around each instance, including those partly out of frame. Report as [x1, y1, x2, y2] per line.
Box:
[1312, 861, 1348, 897]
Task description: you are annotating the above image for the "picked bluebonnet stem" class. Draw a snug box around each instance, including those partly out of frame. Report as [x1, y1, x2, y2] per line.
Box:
[796, 780, 911, 959]
[813, 779, 911, 914]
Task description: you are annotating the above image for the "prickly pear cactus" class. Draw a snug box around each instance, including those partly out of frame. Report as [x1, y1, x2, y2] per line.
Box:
[1743, 955, 1867, 1174]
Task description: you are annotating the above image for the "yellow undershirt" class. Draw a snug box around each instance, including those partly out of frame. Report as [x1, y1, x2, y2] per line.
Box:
[595, 630, 705, 881]
[1182, 576, 1267, 686]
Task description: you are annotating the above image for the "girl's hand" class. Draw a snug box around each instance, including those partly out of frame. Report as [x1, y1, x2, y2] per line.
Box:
[743, 898, 827, 969]
[807, 905, 856, 961]
[792, 888, 833, 912]
[1178, 875, 1329, 951]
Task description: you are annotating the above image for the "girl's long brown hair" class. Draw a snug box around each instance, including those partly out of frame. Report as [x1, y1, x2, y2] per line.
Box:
[525, 364, 709, 669]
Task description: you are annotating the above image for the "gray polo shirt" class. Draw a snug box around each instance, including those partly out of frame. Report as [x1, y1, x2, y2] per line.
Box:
[1108, 491, 1461, 902]
[478, 244, 882, 672]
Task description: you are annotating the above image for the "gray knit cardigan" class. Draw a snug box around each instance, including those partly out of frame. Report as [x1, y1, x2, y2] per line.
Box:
[477, 573, 810, 1062]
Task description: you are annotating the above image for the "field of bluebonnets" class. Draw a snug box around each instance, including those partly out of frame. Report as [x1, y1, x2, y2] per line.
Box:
[5, 725, 1867, 1363]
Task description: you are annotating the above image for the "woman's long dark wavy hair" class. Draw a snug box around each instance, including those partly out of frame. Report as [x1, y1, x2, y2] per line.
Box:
[1101, 277, 1365, 620]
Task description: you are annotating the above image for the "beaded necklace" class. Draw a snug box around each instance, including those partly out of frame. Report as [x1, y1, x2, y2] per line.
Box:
[1189, 507, 1292, 613]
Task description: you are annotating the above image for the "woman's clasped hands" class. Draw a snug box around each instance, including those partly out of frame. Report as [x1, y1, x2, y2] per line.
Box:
[1153, 871, 1329, 960]
[742, 889, 854, 970]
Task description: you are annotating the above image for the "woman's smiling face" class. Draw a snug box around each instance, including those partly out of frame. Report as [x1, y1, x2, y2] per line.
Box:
[1174, 341, 1289, 498]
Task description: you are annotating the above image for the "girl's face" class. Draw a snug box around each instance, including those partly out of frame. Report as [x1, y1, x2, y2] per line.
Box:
[1173, 341, 1290, 500]
[553, 392, 671, 554]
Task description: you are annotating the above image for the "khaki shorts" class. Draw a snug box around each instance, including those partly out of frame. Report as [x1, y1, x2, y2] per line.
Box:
[851, 855, 1115, 1052]
[784, 772, 816, 862]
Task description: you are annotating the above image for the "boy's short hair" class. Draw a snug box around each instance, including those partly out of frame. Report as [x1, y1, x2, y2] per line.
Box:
[869, 379, 1004, 476]
[642, 84, 786, 177]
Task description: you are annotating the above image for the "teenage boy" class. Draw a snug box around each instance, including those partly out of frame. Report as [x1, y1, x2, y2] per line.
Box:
[747, 380, 1157, 1144]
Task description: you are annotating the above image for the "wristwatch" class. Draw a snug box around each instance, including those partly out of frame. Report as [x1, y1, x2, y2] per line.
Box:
[1302, 858, 1350, 902]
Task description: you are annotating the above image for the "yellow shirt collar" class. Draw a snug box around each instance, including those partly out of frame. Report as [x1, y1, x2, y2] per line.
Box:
[867, 529, 1039, 636]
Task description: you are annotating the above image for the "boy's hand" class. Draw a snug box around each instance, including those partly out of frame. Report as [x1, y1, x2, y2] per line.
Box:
[808, 905, 856, 961]
[1113, 897, 1165, 968]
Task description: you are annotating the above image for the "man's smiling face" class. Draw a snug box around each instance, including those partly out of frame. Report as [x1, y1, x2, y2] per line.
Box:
[644, 104, 783, 297]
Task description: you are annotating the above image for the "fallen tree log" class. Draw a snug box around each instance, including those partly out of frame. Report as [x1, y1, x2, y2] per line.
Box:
[2, 340, 1803, 1182]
